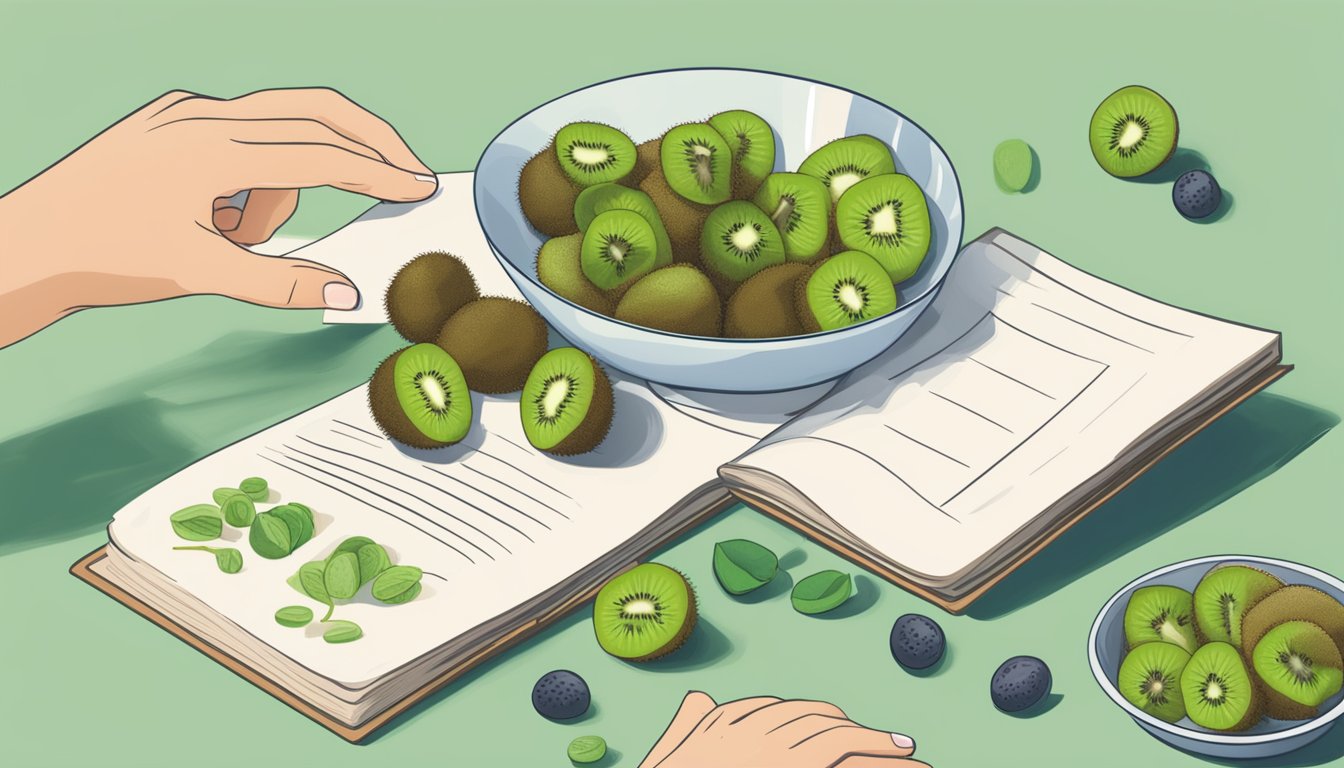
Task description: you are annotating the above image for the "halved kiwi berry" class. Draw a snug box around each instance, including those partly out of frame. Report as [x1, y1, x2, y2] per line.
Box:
[518, 123, 637, 236]
[798, 135, 897, 204]
[536, 234, 613, 316]
[1251, 620, 1344, 718]
[436, 297, 548, 394]
[1088, 85, 1178, 178]
[1240, 585, 1344, 719]
[1181, 641, 1263, 731]
[753, 172, 831, 262]
[592, 562, 697, 662]
[708, 109, 776, 199]
[660, 123, 734, 205]
[796, 250, 897, 333]
[368, 343, 471, 449]
[724, 262, 810, 339]
[580, 209, 659, 292]
[699, 200, 785, 291]
[1192, 564, 1283, 646]
[521, 347, 613, 455]
[384, 251, 479, 343]
[615, 264, 721, 337]
[1118, 641, 1191, 723]
[574, 183, 674, 268]
[835, 173, 931, 283]
[1123, 585, 1199, 654]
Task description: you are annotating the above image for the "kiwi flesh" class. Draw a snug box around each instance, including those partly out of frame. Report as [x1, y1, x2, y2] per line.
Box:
[798, 135, 897, 204]
[519, 145, 581, 237]
[835, 173, 931, 283]
[592, 562, 697, 661]
[1241, 585, 1344, 659]
[660, 123, 734, 205]
[1088, 85, 1178, 178]
[1118, 642, 1190, 723]
[615, 264, 722, 337]
[1181, 641, 1262, 731]
[573, 183, 674, 267]
[708, 110, 776, 199]
[580, 209, 659, 292]
[796, 250, 898, 333]
[1251, 620, 1344, 717]
[436, 297, 548, 394]
[1123, 585, 1199, 654]
[520, 347, 613, 455]
[536, 234, 613, 316]
[639, 168, 710, 263]
[699, 200, 786, 291]
[724, 262, 809, 339]
[368, 343, 471, 449]
[753, 172, 831, 262]
[553, 122, 638, 186]
[1192, 564, 1283, 646]
[384, 251, 479, 343]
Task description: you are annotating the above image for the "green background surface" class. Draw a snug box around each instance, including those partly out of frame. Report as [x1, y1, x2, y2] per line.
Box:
[2, 1, 1342, 766]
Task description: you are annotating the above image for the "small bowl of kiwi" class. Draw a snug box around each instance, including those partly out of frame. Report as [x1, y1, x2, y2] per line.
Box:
[1089, 555, 1344, 759]
[473, 68, 962, 392]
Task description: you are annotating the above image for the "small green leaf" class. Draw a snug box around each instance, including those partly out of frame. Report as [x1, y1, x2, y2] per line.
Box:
[712, 539, 779, 595]
[170, 504, 222, 541]
[239, 476, 269, 501]
[297, 561, 330, 605]
[212, 487, 247, 506]
[333, 536, 376, 558]
[371, 565, 423, 604]
[221, 494, 256, 528]
[249, 513, 292, 559]
[993, 138, 1035, 193]
[567, 735, 607, 764]
[379, 581, 421, 605]
[324, 551, 361, 600]
[271, 505, 313, 550]
[275, 605, 313, 628]
[791, 570, 852, 615]
[356, 542, 391, 585]
[322, 620, 363, 644]
[213, 547, 244, 574]
[288, 503, 314, 526]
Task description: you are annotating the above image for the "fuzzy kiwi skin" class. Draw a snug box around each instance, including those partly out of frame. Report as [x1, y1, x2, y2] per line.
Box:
[624, 139, 661, 189]
[1239, 585, 1344, 720]
[725, 263, 809, 338]
[436, 297, 548, 394]
[614, 264, 722, 337]
[536, 235, 614, 316]
[368, 352, 451, 449]
[792, 263, 825, 333]
[384, 252, 479, 343]
[519, 145, 581, 237]
[639, 168, 711, 264]
[544, 359, 614, 456]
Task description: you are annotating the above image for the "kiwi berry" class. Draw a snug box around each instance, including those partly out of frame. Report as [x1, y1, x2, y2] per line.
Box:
[1251, 620, 1344, 719]
[1242, 585, 1344, 654]
[574, 183, 674, 267]
[1123, 585, 1199, 654]
[796, 250, 898, 333]
[615, 264, 722, 337]
[835, 173, 931, 283]
[436, 297, 548, 394]
[639, 168, 711, 263]
[1192, 564, 1283, 646]
[518, 147, 580, 238]
[724, 262, 809, 339]
[368, 343, 472, 449]
[625, 138, 661, 188]
[1181, 641, 1262, 731]
[536, 234, 613, 316]
[1118, 642, 1191, 724]
[1088, 85, 1178, 178]
[592, 562, 697, 662]
[699, 200, 786, 291]
[753, 172, 831, 262]
[384, 251, 479, 343]
[660, 123, 734, 205]
[520, 347, 613, 455]
[798, 135, 897, 204]
[519, 123, 638, 236]
[581, 209, 659, 292]
[708, 110, 776, 199]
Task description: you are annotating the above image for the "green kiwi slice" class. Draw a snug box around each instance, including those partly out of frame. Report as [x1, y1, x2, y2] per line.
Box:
[698, 200, 786, 289]
[368, 343, 472, 448]
[573, 183, 674, 267]
[724, 262, 809, 339]
[1180, 642, 1262, 731]
[708, 110, 776, 199]
[1123, 585, 1199, 654]
[752, 172, 831, 262]
[1251, 620, 1344, 713]
[580, 209, 659, 291]
[796, 250, 898, 333]
[592, 562, 697, 661]
[383, 251, 480, 343]
[1118, 642, 1191, 723]
[798, 135, 897, 204]
[536, 234, 613, 316]
[553, 122, 637, 187]
[1192, 564, 1283, 646]
[614, 265, 722, 337]
[520, 347, 613, 455]
[437, 297, 548, 394]
[1088, 85, 1178, 178]
[659, 123, 733, 205]
[835, 173, 931, 283]
[1242, 586, 1344, 658]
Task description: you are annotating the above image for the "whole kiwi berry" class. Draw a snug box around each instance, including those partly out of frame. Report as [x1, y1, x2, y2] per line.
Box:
[384, 252, 479, 343]
[436, 297, 548, 394]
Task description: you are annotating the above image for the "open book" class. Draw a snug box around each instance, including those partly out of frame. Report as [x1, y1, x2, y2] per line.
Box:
[74, 174, 1285, 741]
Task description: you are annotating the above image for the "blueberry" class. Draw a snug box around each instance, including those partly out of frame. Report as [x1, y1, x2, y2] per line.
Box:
[1172, 169, 1222, 219]
[531, 669, 590, 720]
[990, 656, 1051, 713]
[889, 613, 946, 670]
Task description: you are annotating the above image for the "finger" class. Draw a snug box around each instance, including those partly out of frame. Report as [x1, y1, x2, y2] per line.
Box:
[183, 227, 360, 310]
[225, 141, 436, 202]
[212, 205, 243, 232]
[200, 118, 385, 162]
[839, 758, 930, 768]
[136, 89, 203, 120]
[739, 699, 849, 733]
[700, 696, 782, 730]
[791, 724, 917, 764]
[226, 189, 299, 245]
[638, 691, 716, 768]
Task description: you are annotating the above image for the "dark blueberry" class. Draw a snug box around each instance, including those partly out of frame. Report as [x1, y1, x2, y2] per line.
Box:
[990, 656, 1051, 713]
[889, 613, 946, 670]
[1172, 169, 1222, 219]
[531, 669, 590, 720]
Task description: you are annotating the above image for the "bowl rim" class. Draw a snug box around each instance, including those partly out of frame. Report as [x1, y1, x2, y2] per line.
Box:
[471, 66, 965, 345]
[1088, 554, 1344, 745]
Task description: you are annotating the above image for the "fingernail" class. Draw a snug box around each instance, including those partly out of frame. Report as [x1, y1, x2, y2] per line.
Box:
[414, 173, 438, 185]
[890, 733, 915, 751]
[323, 281, 359, 310]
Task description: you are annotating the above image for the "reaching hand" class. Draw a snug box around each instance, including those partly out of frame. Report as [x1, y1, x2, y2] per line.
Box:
[0, 88, 438, 349]
[639, 692, 927, 768]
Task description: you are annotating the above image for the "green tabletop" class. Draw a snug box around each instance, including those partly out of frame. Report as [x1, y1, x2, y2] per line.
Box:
[2, 1, 1342, 766]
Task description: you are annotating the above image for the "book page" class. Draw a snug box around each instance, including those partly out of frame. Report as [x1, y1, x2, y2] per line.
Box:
[723, 229, 1279, 583]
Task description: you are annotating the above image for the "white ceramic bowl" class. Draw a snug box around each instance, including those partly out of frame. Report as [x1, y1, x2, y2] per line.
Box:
[1089, 555, 1344, 759]
[473, 68, 963, 392]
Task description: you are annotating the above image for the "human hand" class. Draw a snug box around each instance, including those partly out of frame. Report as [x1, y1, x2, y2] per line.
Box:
[0, 88, 438, 349]
[639, 691, 927, 768]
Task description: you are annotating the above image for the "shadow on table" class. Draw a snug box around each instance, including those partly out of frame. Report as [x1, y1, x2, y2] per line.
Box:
[965, 392, 1336, 620]
[1180, 724, 1344, 767]
[0, 324, 385, 556]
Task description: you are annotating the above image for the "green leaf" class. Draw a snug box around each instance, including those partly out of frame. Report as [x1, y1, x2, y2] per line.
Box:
[322, 620, 363, 644]
[221, 494, 256, 528]
[170, 504, 222, 541]
[356, 542, 391, 585]
[332, 536, 376, 558]
[567, 735, 607, 764]
[791, 570, 852, 615]
[379, 581, 421, 605]
[275, 605, 313, 628]
[212, 487, 248, 506]
[271, 505, 313, 550]
[213, 547, 244, 574]
[288, 503, 315, 527]
[297, 561, 331, 605]
[249, 513, 292, 559]
[239, 476, 269, 501]
[712, 539, 779, 595]
[371, 565, 423, 604]
[324, 551, 360, 600]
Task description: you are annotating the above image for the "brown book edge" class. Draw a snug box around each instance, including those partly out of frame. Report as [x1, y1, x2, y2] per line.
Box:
[730, 364, 1291, 615]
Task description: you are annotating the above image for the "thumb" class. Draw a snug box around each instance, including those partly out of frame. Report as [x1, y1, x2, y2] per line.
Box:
[186, 234, 360, 310]
[639, 691, 717, 768]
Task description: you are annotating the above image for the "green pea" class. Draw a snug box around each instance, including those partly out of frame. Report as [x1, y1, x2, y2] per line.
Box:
[170, 504, 222, 542]
[567, 735, 607, 764]
[275, 605, 313, 628]
[239, 476, 269, 502]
